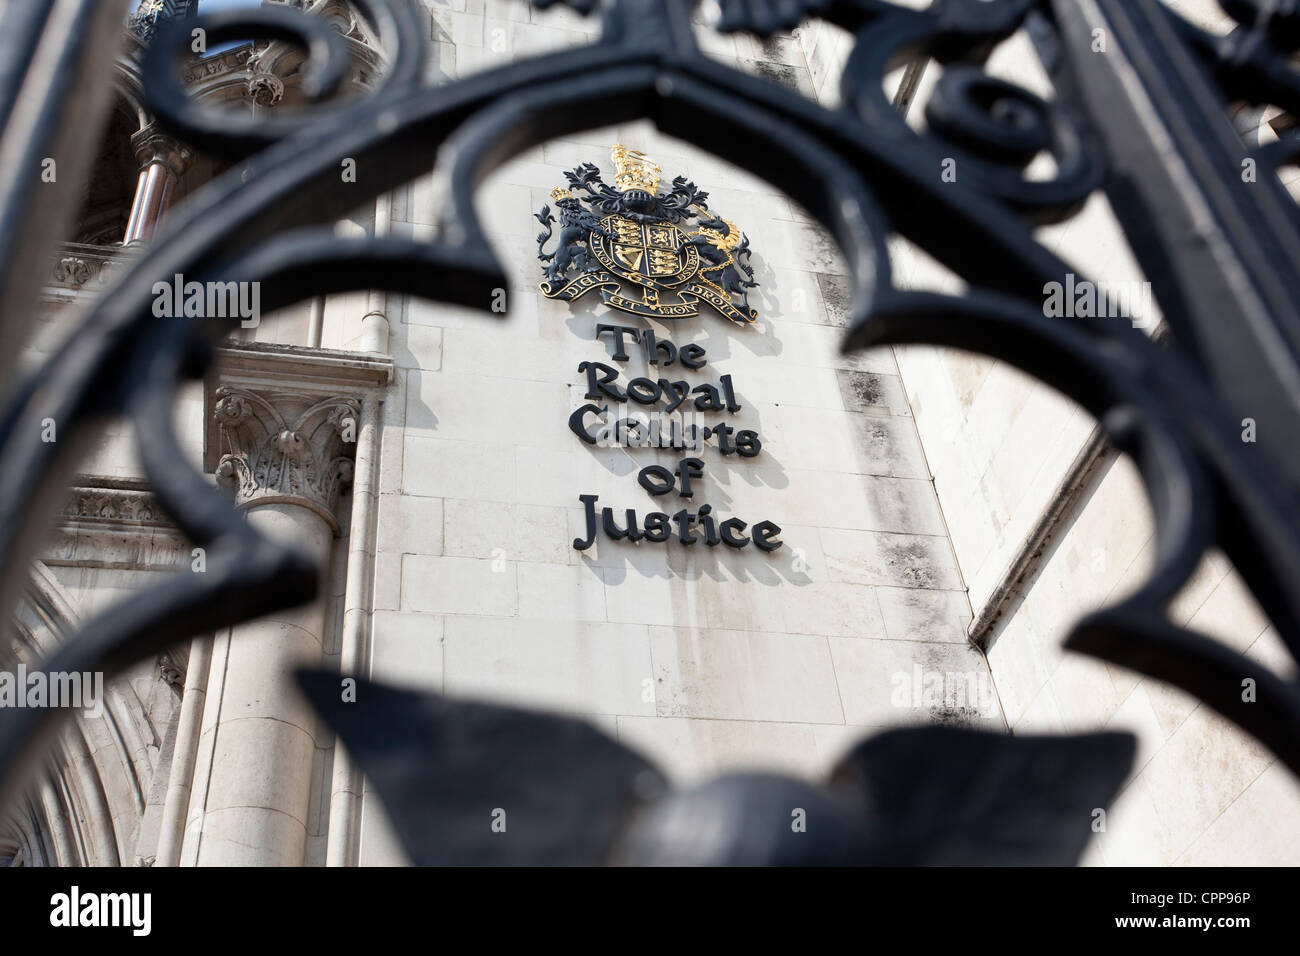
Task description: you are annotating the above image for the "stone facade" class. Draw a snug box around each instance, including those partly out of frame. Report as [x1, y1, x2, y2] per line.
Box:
[3, 0, 1293, 866]
[798, 0, 1300, 865]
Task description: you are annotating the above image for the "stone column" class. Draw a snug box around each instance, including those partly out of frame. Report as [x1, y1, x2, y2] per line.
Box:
[123, 125, 193, 244]
[359, 193, 393, 354]
[194, 386, 358, 866]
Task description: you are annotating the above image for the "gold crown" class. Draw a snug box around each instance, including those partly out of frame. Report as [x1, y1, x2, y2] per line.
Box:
[550, 186, 574, 202]
[611, 144, 662, 194]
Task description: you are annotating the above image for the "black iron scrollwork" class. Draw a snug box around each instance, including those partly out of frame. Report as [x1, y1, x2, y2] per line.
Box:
[1, 0, 1299, 864]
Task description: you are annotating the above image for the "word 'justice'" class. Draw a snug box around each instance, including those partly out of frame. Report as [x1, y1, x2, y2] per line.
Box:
[571, 325, 782, 553]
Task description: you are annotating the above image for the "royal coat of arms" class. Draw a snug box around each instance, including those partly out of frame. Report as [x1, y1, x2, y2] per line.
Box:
[536, 145, 759, 324]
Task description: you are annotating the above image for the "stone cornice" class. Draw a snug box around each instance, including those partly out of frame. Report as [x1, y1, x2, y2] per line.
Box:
[209, 341, 395, 395]
[46, 243, 132, 293]
[62, 477, 172, 531]
[42, 476, 188, 573]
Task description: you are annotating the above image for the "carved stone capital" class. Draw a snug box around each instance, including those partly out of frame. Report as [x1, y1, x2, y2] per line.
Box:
[212, 386, 359, 532]
[130, 124, 194, 178]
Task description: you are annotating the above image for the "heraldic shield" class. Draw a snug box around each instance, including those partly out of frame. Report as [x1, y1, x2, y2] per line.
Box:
[536, 144, 759, 323]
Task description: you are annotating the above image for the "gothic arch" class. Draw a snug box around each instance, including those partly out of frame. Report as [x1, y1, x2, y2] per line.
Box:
[1, 563, 168, 866]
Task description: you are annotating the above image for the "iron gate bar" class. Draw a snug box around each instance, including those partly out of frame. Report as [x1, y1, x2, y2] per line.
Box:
[1053, 0, 1300, 482]
[0, 0, 1296, 859]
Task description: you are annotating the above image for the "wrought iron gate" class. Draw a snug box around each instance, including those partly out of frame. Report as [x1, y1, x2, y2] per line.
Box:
[1, 0, 1298, 864]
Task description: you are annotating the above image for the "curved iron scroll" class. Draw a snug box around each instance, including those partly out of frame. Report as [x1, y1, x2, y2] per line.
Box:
[1, 0, 1298, 840]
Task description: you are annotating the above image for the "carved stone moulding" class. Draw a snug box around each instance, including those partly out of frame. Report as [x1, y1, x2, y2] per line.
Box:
[47, 243, 130, 292]
[212, 386, 359, 531]
[204, 341, 394, 534]
[245, 71, 286, 108]
[44, 476, 188, 572]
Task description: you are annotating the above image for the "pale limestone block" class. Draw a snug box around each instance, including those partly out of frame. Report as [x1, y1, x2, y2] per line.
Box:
[515, 442, 652, 507]
[1135, 706, 1274, 862]
[696, 573, 800, 633]
[835, 368, 912, 418]
[404, 294, 478, 329]
[858, 474, 948, 536]
[1101, 658, 1143, 706]
[1140, 672, 1203, 743]
[961, 361, 1036, 478]
[1089, 771, 1170, 866]
[650, 626, 844, 723]
[391, 323, 443, 372]
[357, 792, 410, 867]
[375, 493, 445, 556]
[810, 723, 892, 768]
[776, 406, 928, 478]
[731, 57, 817, 98]
[1246, 626, 1298, 681]
[430, 9, 485, 47]
[874, 586, 971, 644]
[830, 637, 999, 727]
[496, 156, 591, 191]
[475, 178, 535, 234]
[1045, 654, 1130, 733]
[443, 617, 654, 716]
[701, 184, 795, 225]
[1105, 681, 1171, 777]
[487, 0, 532, 23]
[1167, 550, 1232, 625]
[403, 435, 516, 501]
[1013, 681, 1068, 734]
[1176, 761, 1300, 865]
[980, 395, 1086, 535]
[426, 40, 456, 82]
[724, 362, 846, 411]
[404, 368, 568, 445]
[401, 554, 517, 615]
[440, 325, 574, 383]
[755, 268, 829, 326]
[777, 580, 887, 640]
[777, 322, 898, 375]
[738, 33, 807, 67]
[600, 567, 707, 628]
[444, 497, 569, 563]
[1183, 566, 1271, 653]
[985, 609, 1063, 727]
[370, 610, 445, 691]
[614, 716, 824, 783]
[517, 561, 607, 622]
[530, 5, 603, 35]
[820, 527, 962, 590]
[742, 470, 939, 534]
[692, 20, 739, 60]
[372, 551, 402, 611]
[509, 19, 588, 56]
